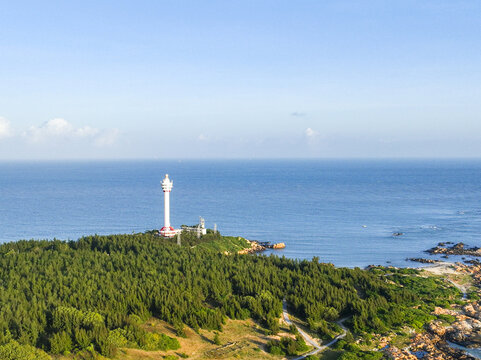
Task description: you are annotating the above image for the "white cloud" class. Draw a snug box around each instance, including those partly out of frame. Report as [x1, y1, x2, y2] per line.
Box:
[75, 126, 100, 137]
[0, 117, 13, 139]
[305, 127, 319, 138]
[197, 134, 208, 141]
[304, 127, 323, 147]
[22, 118, 118, 146]
[94, 128, 120, 147]
[23, 118, 72, 142]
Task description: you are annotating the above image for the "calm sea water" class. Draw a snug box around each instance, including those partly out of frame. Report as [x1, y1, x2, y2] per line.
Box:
[1, 159, 480, 268]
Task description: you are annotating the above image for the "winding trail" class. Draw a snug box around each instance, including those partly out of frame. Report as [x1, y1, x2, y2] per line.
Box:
[282, 300, 349, 360]
[447, 279, 468, 299]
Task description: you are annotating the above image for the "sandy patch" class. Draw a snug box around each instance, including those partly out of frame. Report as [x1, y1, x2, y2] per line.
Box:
[421, 262, 460, 276]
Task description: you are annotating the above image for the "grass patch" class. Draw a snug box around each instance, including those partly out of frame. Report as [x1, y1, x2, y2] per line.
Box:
[319, 349, 342, 360]
[389, 333, 412, 349]
[197, 236, 251, 253]
[113, 318, 281, 360]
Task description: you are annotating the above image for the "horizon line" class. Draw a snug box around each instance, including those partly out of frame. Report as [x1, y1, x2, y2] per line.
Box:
[1, 157, 481, 163]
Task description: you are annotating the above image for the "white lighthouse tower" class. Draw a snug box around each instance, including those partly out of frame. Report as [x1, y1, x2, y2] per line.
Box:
[160, 174, 176, 237]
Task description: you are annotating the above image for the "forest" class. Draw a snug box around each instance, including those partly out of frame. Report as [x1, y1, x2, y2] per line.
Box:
[0, 231, 461, 359]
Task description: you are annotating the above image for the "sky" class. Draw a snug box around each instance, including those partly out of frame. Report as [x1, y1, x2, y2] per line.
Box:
[0, 0, 480, 159]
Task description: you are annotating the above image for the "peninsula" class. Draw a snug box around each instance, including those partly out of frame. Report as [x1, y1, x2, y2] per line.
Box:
[0, 231, 479, 360]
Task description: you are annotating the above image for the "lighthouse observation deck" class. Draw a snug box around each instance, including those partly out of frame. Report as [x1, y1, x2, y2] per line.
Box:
[161, 174, 173, 192]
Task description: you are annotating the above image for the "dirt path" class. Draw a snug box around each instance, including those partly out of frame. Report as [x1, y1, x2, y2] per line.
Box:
[282, 300, 348, 360]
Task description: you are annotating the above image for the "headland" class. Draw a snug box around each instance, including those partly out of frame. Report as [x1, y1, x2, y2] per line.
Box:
[0, 231, 480, 360]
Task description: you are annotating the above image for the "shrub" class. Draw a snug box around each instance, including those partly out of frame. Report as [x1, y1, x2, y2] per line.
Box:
[213, 332, 221, 345]
[50, 331, 73, 354]
[0, 340, 52, 360]
[174, 323, 187, 338]
[158, 333, 180, 351]
[468, 292, 480, 301]
[75, 328, 92, 349]
[437, 314, 456, 324]
[107, 328, 129, 348]
[295, 335, 309, 353]
[268, 345, 283, 355]
[289, 324, 299, 334]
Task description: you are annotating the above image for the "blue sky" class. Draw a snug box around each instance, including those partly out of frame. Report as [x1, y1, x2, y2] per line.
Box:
[0, 0, 480, 159]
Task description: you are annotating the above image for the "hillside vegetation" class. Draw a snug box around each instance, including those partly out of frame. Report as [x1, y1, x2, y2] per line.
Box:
[0, 231, 460, 359]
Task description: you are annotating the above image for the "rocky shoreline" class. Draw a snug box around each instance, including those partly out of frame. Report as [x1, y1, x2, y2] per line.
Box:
[396, 241, 480, 266]
[426, 242, 481, 257]
[382, 260, 481, 360]
[429, 302, 481, 348]
[407, 257, 440, 264]
[237, 240, 286, 254]
[384, 332, 477, 360]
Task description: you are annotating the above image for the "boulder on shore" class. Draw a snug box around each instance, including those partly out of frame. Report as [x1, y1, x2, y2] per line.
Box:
[407, 258, 439, 264]
[426, 242, 481, 257]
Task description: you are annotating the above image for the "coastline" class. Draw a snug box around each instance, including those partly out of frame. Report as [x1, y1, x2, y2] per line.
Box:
[237, 239, 286, 254]
[244, 237, 481, 359]
[383, 260, 481, 359]
[4, 160, 481, 268]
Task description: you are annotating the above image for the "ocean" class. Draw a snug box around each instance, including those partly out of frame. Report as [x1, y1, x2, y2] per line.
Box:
[1, 159, 480, 268]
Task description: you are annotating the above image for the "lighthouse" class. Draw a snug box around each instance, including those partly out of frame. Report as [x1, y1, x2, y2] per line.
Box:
[160, 174, 176, 237]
